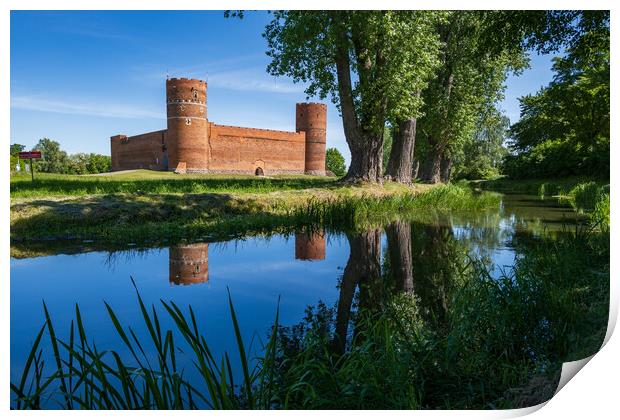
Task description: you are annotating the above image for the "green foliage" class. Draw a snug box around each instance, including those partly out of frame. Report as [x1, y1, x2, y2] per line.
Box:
[10, 155, 19, 172]
[264, 11, 445, 180]
[265, 11, 444, 128]
[11, 284, 280, 409]
[325, 147, 346, 177]
[10, 143, 26, 157]
[23, 138, 111, 174]
[11, 175, 499, 244]
[591, 193, 610, 232]
[34, 138, 69, 173]
[476, 176, 606, 196]
[11, 171, 337, 198]
[66, 153, 111, 175]
[454, 112, 509, 180]
[86, 153, 112, 174]
[505, 13, 609, 179]
[273, 224, 608, 409]
[564, 182, 610, 231]
[415, 11, 527, 181]
[503, 139, 582, 179]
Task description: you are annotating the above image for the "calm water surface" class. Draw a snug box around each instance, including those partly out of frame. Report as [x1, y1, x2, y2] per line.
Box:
[10, 193, 586, 389]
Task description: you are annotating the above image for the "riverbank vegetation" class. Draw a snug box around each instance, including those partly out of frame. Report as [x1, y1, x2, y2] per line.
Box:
[474, 177, 610, 231]
[11, 171, 500, 244]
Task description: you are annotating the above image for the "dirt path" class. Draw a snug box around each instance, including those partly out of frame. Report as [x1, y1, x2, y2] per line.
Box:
[85, 170, 141, 177]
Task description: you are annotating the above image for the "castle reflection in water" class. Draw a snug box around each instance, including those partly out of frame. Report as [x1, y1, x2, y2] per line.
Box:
[168, 231, 326, 285]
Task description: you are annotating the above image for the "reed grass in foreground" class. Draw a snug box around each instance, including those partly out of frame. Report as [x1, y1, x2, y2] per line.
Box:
[11, 224, 608, 409]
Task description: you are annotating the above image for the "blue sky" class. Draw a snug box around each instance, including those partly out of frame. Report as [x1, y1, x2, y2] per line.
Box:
[11, 10, 558, 164]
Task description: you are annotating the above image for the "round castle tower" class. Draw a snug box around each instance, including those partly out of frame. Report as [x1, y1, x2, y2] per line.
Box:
[166, 78, 208, 173]
[295, 231, 326, 261]
[296, 103, 327, 175]
[169, 243, 209, 285]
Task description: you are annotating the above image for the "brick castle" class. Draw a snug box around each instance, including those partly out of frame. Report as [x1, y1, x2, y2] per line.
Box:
[111, 77, 327, 175]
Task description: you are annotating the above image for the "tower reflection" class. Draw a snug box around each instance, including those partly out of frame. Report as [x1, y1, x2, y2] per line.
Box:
[169, 243, 209, 285]
[295, 231, 326, 261]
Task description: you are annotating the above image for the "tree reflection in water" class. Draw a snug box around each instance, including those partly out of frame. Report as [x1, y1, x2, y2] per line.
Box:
[274, 214, 607, 409]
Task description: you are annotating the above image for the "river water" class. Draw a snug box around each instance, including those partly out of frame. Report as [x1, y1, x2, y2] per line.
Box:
[10, 193, 590, 405]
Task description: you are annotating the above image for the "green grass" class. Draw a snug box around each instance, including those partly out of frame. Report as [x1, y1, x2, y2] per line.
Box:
[11, 170, 338, 198]
[11, 224, 609, 409]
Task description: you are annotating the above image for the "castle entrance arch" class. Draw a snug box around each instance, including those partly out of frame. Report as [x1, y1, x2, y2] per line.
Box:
[253, 160, 265, 176]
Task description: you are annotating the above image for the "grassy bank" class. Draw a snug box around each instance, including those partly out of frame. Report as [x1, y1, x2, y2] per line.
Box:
[10, 170, 337, 198]
[11, 171, 500, 245]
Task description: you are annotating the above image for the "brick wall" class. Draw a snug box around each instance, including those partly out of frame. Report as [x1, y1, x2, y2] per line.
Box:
[208, 123, 306, 174]
[110, 130, 167, 171]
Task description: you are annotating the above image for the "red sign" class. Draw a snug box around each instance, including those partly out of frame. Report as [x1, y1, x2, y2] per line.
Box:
[18, 151, 42, 159]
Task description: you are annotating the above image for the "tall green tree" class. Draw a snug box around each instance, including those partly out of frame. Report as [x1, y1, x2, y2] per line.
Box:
[505, 16, 609, 178]
[87, 153, 112, 174]
[453, 111, 509, 180]
[325, 147, 346, 177]
[34, 138, 69, 173]
[495, 10, 611, 179]
[264, 11, 444, 182]
[414, 11, 527, 184]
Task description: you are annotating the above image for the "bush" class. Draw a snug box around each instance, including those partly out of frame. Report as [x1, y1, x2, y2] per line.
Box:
[325, 148, 347, 177]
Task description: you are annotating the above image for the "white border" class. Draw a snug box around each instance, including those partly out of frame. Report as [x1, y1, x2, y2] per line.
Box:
[2, 1, 617, 419]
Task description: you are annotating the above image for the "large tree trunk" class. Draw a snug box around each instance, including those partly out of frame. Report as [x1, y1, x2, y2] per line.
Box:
[333, 229, 382, 354]
[440, 154, 453, 183]
[418, 148, 442, 183]
[386, 220, 413, 293]
[385, 117, 417, 184]
[345, 134, 384, 182]
[331, 12, 384, 183]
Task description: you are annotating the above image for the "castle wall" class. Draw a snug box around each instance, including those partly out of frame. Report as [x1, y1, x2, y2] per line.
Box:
[110, 130, 167, 171]
[110, 77, 327, 175]
[208, 124, 306, 175]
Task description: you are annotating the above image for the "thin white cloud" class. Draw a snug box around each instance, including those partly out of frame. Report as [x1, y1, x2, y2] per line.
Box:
[131, 54, 267, 85]
[11, 95, 164, 119]
[132, 60, 306, 94]
[208, 70, 306, 94]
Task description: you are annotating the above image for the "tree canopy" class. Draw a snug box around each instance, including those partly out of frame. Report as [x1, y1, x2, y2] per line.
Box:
[264, 10, 445, 182]
[504, 11, 609, 179]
